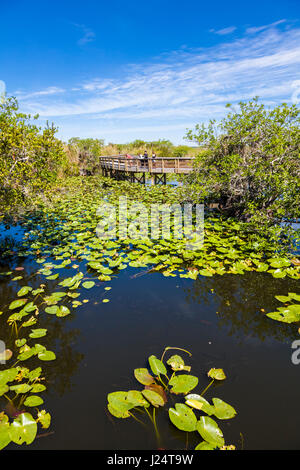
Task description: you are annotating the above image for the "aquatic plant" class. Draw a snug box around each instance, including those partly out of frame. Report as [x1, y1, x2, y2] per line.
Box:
[0, 176, 298, 450]
[107, 347, 237, 450]
[266, 292, 300, 323]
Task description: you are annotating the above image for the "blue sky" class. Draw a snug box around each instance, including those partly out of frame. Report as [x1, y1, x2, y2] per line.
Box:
[1, 0, 300, 144]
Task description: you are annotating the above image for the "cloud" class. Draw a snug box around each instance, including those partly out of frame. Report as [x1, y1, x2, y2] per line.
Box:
[74, 23, 96, 46]
[210, 26, 237, 35]
[245, 19, 286, 35]
[16, 21, 300, 142]
[15, 87, 65, 100]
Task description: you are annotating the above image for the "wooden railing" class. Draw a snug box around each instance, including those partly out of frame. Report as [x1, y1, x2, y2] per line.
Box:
[99, 155, 194, 174]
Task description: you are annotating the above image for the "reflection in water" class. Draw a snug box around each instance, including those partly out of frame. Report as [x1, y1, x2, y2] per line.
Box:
[1, 254, 300, 450]
[0, 261, 84, 403]
[184, 272, 299, 344]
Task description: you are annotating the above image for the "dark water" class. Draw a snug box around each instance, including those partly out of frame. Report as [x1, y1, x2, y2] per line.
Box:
[1, 255, 300, 450]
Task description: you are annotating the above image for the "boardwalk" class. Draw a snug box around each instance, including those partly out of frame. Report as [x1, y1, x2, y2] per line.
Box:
[99, 155, 194, 184]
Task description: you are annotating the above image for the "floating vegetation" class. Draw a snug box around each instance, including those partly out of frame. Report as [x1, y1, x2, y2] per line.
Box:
[107, 347, 237, 450]
[0, 176, 299, 449]
[266, 292, 300, 323]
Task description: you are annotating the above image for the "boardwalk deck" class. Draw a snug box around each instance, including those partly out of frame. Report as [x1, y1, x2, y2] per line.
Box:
[99, 155, 194, 184]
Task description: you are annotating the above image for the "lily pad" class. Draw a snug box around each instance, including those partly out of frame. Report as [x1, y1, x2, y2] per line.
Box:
[127, 390, 150, 408]
[17, 286, 32, 297]
[82, 281, 95, 289]
[207, 368, 226, 380]
[107, 391, 135, 414]
[134, 368, 156, 386]
[169, 403, 197, 432]
[9, 412, 37, 445]
[142, 389, 165, 407]
[24, 395, 44, 407]
[29, 329, 47, 339]
[167, 355, 191, 372]
[197, 416, 224, 447]
[185, 394, 214, 415]
[9, 299, 27, 310]
[212, 398, 237, 420]
[0, 414, 11, 450]
[148, 355, 167, 376]
[38, 350, 56, 361]
[169, 374, 198, 394]
[37, 410, 51, 429]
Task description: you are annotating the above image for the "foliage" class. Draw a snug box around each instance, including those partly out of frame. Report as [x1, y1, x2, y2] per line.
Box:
[67, 137, 104, 174]
[0, 97, 71, 217]
[107, 347, 237, 450]
[185, 98, 300, 230]
[266, 292, 300, 323]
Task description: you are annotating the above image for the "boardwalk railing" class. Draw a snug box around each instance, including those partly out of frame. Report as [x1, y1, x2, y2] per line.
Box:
[99, 155, 194, 174]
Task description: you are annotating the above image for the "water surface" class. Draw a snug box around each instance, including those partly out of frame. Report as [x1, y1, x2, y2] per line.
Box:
[1, 258, 299, 450]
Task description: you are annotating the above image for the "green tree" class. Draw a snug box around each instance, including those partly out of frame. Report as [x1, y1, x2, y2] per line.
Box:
[185, 98, 300, 227]
[0, 97, 69, 216]
[68, 137, 105, 173]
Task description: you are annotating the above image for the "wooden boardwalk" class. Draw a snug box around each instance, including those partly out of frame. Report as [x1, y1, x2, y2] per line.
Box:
[99, 155, 194, 184]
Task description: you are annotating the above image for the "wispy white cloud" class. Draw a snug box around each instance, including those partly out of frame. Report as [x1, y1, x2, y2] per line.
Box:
[210, 26, 237, 35]
[15, 21, 300, 142]
[74, 23, 96, 46]
[245, 19, 286, 35]
[15, 86, 65, 100]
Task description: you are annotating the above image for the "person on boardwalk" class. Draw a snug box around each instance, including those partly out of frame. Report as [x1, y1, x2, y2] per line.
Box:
[139, 153, 144, 168]
[144, 150, 148, 169]
[152, 152, 156, 169]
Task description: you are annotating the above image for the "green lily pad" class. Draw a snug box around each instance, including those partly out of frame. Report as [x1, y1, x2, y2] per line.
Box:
[108, 403, 130, 418]
[9, 412, 37, 445]
[207, 368, 226, 380]
[9, 383, 32, 394]
[38, 350, 56, 361]
[167, 355, 191, 372]
[30, 384, 46, 393]
[148, 355, 167, 376]
[169, 403, 197, 432]
[45, 305, 60, 315]
[169, 374, 198, 394]
[0, 383, 9, 396]
[9, 299, 27, 310]
[24, 395, 44, 407]
[197, 416, 224, 447]
[0, 368, 18, 385]
[142, 389, 165, 407]
[82, 281, 95, 289]
[212, 398, 237, 420]
[185, 394, 214, 415]
[37, 410, 51, 429]
[134, 368, 155, 386]
[0, 414, 11, 450]
[17, 286, 32, 297]
[107, 391, 135, 414]
[29, 329, 47, 339]
[127, 390, 150, 408]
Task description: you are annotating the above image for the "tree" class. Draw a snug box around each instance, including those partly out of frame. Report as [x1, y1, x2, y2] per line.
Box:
[0, 96, 69, 216]
[68, 137, 105, 174]
[185, 98, 300, 228]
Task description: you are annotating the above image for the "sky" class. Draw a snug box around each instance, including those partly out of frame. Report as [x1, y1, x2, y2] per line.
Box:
[1, 0, 300, 144]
